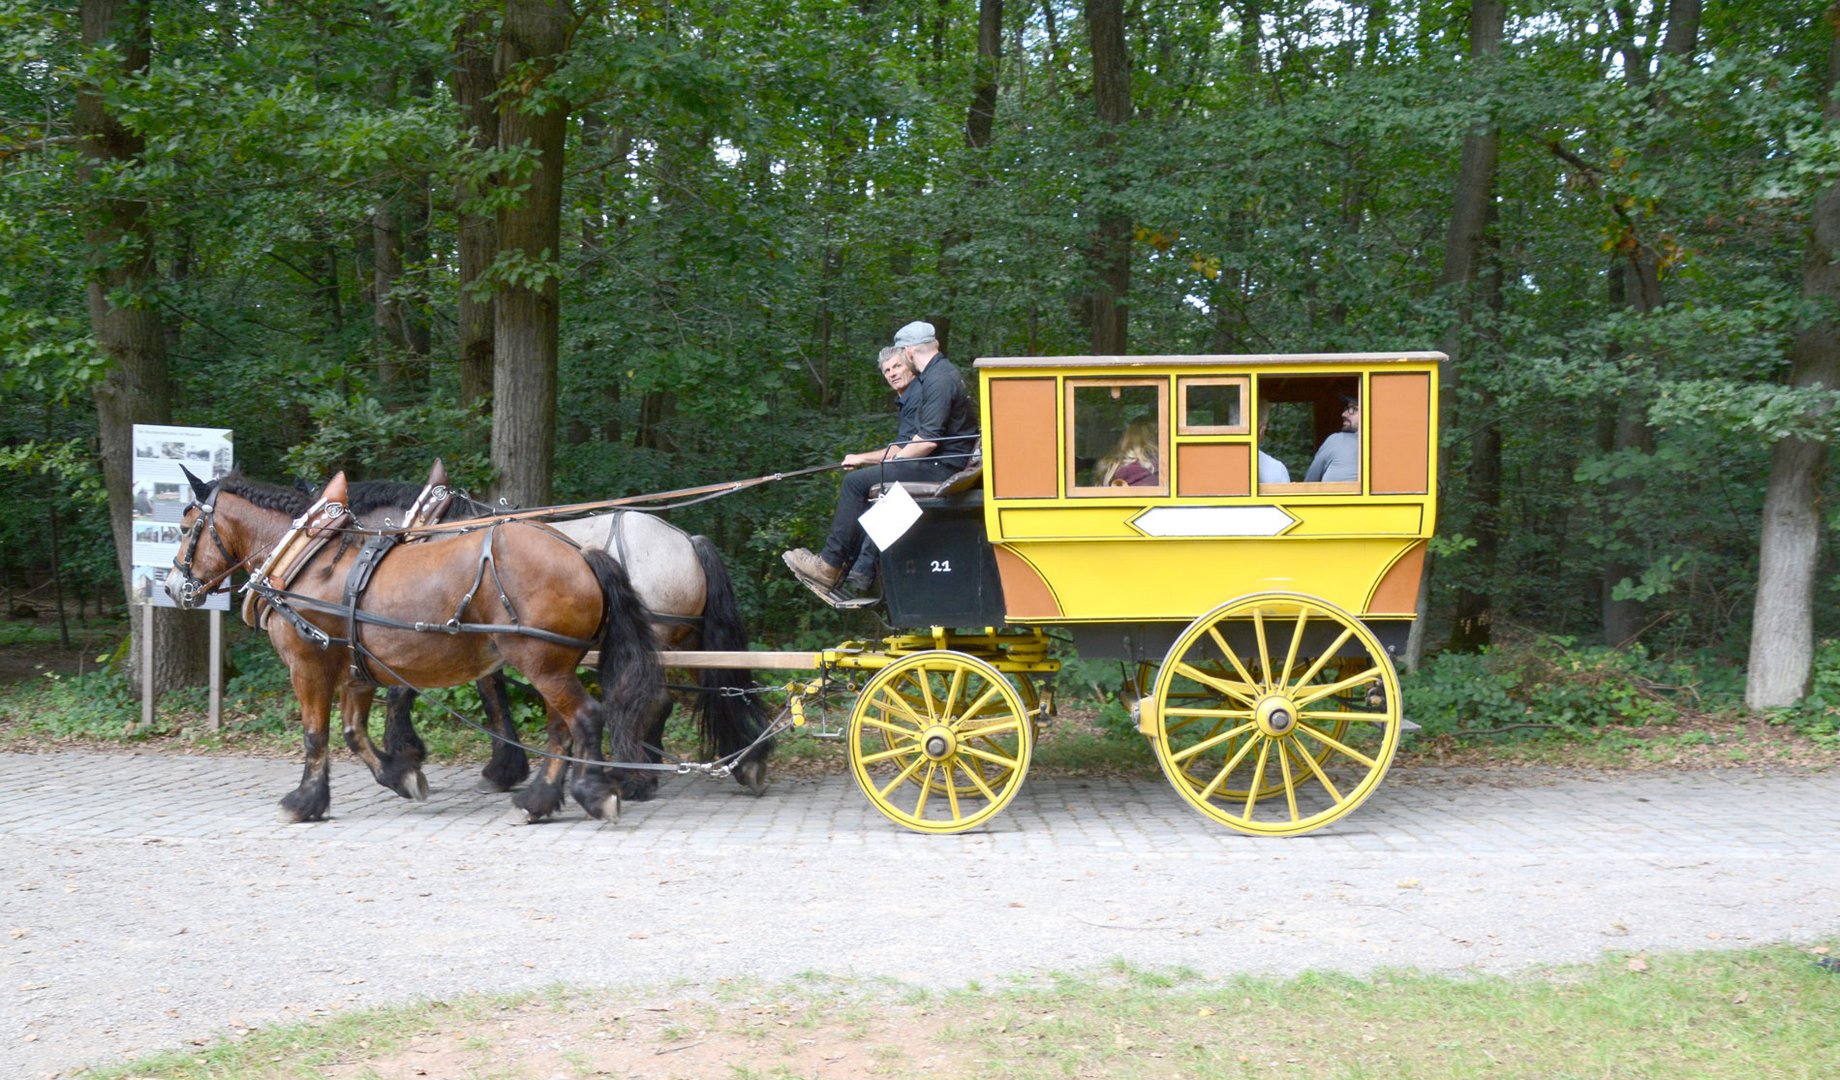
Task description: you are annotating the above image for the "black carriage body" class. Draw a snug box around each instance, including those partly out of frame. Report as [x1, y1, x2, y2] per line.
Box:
[878, 490, 1007, 628]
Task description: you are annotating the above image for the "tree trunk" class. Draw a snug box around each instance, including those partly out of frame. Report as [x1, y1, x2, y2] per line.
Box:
[1747, 8, 1840, 710]
[77, 0, 206, 692]
[490, 0, 573, 507]
[372, 193, 408, 374]
[453, 9, 499, 411]
[936, 0, 1003, 352]
[1600, 0, 1699, 646]
[1085, 0, 1131, 355]
[1406, 0, 1502, 669]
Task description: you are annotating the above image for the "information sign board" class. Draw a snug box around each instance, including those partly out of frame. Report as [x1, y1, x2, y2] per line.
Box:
[130, 424, 234, 611]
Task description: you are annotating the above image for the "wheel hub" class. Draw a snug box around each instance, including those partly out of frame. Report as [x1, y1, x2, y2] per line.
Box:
[1254, 695, 1298, 737]
[922, 725, 957, 760]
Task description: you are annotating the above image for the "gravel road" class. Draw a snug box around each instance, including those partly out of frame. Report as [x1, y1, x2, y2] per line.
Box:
[3, 748, 1837, 1077]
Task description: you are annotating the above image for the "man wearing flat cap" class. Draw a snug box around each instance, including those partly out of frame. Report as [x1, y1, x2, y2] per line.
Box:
[785, 320, 979, 593]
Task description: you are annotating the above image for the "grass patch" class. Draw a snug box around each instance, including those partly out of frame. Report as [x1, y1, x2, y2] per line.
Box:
[84, 945, 1840, 1079]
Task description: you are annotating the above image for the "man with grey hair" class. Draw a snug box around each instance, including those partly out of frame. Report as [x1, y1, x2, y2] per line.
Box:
[785, 320, 979, 594]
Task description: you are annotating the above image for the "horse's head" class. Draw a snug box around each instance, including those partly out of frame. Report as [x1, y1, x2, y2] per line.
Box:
[166, 470, 349, 609]
[165, 466, 234, 609]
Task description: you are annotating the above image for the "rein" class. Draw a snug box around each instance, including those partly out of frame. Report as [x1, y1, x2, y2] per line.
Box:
[390, 463, 844, 537]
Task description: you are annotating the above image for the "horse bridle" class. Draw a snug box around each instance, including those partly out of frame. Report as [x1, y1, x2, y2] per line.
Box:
[172, 485, 254, 608]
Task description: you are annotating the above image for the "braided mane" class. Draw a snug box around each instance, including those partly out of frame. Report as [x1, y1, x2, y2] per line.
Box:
[215, 473, 315, 516]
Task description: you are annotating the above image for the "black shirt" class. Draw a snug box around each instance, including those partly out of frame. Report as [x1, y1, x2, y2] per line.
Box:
[907, 356, 979, 467]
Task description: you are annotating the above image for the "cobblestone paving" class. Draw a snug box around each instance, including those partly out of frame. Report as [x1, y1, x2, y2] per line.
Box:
[3, 749, 1837, 1076]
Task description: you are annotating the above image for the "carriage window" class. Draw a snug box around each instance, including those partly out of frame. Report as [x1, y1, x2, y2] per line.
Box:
[1178, 377, 1248, 435]
[1067, 380, 1168, 496]
[1256, 374, 1362, 492]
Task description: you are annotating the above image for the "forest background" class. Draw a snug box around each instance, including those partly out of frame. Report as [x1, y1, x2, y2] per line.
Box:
[4, 0, 1840, 723]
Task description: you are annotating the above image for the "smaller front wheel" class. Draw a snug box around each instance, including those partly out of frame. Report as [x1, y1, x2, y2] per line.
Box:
[848, 651, 1033, 833]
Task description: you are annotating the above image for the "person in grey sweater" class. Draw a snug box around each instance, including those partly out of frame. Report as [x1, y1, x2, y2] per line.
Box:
[1304, 396, 1360, 483]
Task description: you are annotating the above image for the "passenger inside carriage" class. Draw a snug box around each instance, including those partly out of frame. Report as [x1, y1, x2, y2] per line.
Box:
[1304, 394, 1360, 483]
[1097, 417, 1161, 487]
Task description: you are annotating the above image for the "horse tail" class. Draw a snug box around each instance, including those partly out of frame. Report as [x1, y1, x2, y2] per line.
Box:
[581, 548, 662, 772]
[690, 534, 773, 765]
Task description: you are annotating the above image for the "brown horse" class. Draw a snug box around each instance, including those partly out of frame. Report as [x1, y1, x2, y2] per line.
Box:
[310, 477, 771, 802]
[165, 469, 660, 824]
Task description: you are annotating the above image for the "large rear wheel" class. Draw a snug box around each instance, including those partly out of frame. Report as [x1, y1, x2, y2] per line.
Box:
[1148, 593, 1400, 836]
[849, 651, 1033, 834]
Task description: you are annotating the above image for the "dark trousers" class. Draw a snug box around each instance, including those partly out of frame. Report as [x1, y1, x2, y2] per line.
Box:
[819, 458, 955, 569]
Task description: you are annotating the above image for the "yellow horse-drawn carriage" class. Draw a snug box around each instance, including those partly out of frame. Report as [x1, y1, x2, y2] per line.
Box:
[758, 351, 1441, 837]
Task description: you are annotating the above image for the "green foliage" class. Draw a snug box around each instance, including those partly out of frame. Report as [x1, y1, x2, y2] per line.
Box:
[1776, 640, 1840, 744]
[1405, 639, 1700, 738]
[11, 669, 140, 739]
[282, 391, 491, 490]
[1, 0, 1837, 685]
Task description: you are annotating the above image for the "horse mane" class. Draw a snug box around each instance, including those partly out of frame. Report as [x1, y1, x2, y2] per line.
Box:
[284, 477, 492, 519]
[217, 473, 316, 516]
[343, 480, 423, 517]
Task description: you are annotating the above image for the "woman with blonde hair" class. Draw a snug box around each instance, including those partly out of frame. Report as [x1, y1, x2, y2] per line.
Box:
[1098, 417, 1160, 487]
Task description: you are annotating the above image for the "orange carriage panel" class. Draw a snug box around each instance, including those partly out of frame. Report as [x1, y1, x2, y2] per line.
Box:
[1175, 443, 1251, 498]
[989, 378, 1059, 499]
[1366, 541, 1427, 615]
[992, 546, 1061, 619]
[1370, 373, 1430, 495]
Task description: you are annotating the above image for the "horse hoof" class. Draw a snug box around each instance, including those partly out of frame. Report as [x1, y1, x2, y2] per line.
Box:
[597, 793, 622, 824]
[407, 769, 428, 801]
[504, 806, 544, 826]
[475, 777, 512, 794]
[737, 761, 768, 796]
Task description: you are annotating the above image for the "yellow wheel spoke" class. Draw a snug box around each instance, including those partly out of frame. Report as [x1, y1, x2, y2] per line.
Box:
[912, 763, 934, 817]
[1207, 625, 1261, 692]
[943, 763, 962, 820]
[867, 688, 930, 730]
[959, 743, 1020, 771]
[859, 745, 920, 766]
[959, 758, 1002, 801]
[1241, 739, 1272, 817]
[943, 667, 967, 719]
[1294, 666, 1383, 709]
[968, 738, 1019, 767]
[1299, 709, 1384, 723]
[1284, 628, 1355, 693]
[1197, 733, 1262, 802]
[1280, 609, 1308, 690]
[858, 712, 924, 740]
[913, 671, 941, 723]
[1174, 661, 1261, 705]
[957, 715, 1022, 740]
[877, 753, 928, 799]
[1251, 607, 1273, 686]
[1170, 721, 1258, 766]
[1288, 738, 1346, 803]
[1296, 722, 1380, 769]
[1277, 737, 1299, 822]
[1165, 706, 1256, 720]
[955, 683, 1005, 725]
